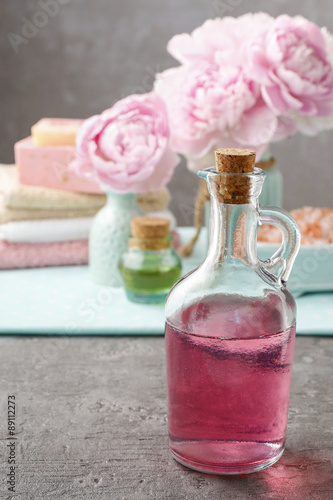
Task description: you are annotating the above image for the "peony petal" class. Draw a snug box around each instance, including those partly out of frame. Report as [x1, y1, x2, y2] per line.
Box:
[167, 33, 212, 64]
[294, 111, 333, 135]
[133, 148, 180, 193]
[261, 84, 294, 114]
[273, 115, 298, 141]
[232, 101, 278, 148]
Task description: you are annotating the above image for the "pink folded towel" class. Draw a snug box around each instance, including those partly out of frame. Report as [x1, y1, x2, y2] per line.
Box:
[0, 240, 88, 270]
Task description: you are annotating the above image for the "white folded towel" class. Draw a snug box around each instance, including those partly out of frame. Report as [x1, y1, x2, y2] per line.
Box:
[0, 217, 93, 243]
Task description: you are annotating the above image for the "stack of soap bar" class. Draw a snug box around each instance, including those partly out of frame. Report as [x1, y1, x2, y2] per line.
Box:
[31, 118, 83, 146]
[15, 118, 102, 194]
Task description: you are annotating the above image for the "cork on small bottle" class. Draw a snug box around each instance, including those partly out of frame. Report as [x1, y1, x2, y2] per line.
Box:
[130, 217, 170, 250]
[214, 148, 256, 204]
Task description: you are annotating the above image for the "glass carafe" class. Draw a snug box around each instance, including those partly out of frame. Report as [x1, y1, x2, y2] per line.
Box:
[165, 166, 301, 475]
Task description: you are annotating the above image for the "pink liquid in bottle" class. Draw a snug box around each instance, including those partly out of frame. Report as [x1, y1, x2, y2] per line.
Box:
[165, 296, 296, 474]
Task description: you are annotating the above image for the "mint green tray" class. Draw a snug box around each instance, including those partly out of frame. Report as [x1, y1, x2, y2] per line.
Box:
[0, 228, 332, 335]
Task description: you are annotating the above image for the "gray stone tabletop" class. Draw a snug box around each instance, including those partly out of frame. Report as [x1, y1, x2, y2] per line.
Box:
[0, 335, 332, 500]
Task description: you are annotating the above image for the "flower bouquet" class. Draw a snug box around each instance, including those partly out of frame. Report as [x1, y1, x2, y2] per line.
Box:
[155, 13, 333, 255]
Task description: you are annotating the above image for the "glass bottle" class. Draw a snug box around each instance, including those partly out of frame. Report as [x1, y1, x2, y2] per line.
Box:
[165, 149, 300, 475]
[119, 217, 182, 304]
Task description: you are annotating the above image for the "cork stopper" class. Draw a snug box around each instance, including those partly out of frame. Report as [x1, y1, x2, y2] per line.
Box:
[214, 148, 256, 204]
[131, 217, 170, 239]
[214, 149, 256, 174]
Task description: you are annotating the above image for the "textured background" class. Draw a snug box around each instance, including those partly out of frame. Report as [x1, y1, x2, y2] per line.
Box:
[1, 0, 333, 224]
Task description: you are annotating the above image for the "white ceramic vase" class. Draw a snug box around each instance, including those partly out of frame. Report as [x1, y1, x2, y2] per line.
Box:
[89, 191, 139, 286]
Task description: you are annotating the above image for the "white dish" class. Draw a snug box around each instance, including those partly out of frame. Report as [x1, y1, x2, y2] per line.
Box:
[180, 228, 333, 295]
[257, 243, 333, 294]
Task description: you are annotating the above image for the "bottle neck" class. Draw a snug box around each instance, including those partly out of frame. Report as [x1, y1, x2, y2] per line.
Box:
[105, 191, 136, 208]
[206, 198, 258, 267]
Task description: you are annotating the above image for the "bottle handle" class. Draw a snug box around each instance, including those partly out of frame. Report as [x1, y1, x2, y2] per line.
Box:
[259, 206, 301, 285]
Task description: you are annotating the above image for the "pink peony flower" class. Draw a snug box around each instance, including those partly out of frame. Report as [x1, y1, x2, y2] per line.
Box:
[296, 26, 333, 135]
[155, 63, 258, 158]
[167, 13, 274, 67]
[156, 61, 295, 169]
[71, 93, 179, 193]
[245, 15, 333, 117]
[158, 13, 333, 172]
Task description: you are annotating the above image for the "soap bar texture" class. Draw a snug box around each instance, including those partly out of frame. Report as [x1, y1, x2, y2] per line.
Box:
[31, 118, 83, 146]
[15, 137, 102, 194]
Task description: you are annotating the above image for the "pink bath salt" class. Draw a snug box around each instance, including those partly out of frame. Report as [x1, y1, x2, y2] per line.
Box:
[258, 207, 333, 245]
[291, 207, 333, 245]
[257, 224, 282, 244]
[15, 137, 102, 194]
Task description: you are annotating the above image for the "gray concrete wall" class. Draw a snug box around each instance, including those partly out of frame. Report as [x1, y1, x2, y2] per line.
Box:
[1, 0, 333, 224]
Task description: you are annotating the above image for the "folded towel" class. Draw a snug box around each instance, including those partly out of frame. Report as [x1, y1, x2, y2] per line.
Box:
[0, 198, 99, 224]
[0, 165, 106, 211]
[0, 240, 88, 269]
[0, 217, 93, 243]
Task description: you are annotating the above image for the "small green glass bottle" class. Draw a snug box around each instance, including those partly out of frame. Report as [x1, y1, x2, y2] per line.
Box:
[119, 217, 182, 304]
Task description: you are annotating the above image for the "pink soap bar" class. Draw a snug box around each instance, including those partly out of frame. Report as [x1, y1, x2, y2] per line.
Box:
[15, 137, 102, 194]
